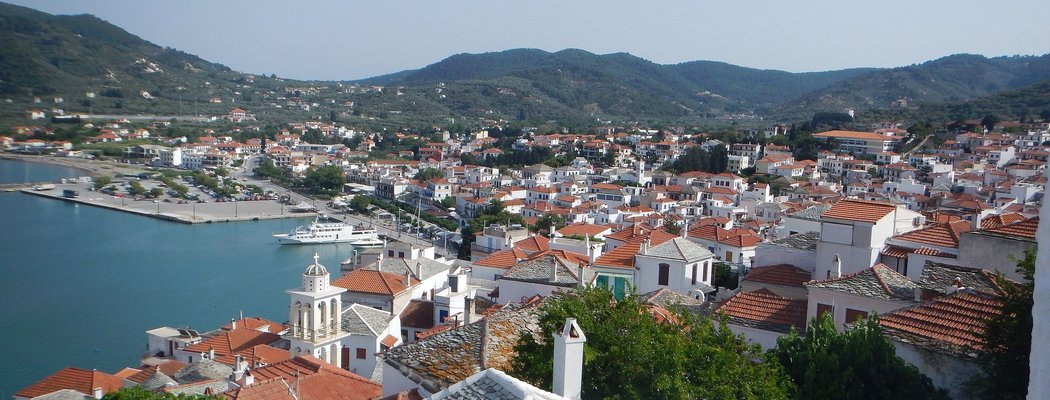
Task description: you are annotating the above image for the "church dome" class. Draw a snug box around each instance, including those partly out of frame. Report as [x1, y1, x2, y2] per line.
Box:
[304, 253, 328, 276]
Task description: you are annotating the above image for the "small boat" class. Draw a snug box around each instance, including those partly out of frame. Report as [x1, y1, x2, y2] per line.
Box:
[348, 237, 385, 247]
[273, 214, 380, 245]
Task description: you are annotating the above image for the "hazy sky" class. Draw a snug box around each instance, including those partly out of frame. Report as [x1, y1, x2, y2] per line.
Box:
[9, 0, 1050, 81]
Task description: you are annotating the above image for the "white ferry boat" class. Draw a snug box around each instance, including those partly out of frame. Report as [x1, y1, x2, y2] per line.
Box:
[274, 214, 380, 245]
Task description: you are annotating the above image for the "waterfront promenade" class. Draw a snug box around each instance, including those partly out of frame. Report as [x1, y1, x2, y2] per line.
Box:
[20, 182, 316, 224]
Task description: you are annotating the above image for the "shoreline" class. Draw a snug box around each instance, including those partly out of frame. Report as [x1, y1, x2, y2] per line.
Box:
[16, 182, 315, 225]
[0, 152, 149, 178]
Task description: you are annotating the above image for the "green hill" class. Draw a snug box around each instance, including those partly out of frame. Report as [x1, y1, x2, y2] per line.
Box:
[2, 1, 1049, 130]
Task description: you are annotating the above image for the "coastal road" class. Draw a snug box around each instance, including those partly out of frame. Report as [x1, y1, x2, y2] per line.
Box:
[335, 210, 456, 258]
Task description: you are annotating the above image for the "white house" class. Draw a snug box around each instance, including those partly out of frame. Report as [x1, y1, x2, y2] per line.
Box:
[634, 237, 717, 299]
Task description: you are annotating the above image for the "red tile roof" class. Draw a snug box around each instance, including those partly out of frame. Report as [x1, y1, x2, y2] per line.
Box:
[894, 220, 971, 248]
[556, 223, 611, 237]
[228, 356, 381, 400]
[514, 235, 550, 253]
[15, 367, 124, 398]
[183, 329, 282, 364]
[821, 199, 896, 223]
[222, 317, 285, 333]
[879, 291, 1003, 358]
[474, 248, 529, 269]
[400, 300, 435, 330]
[815, 130, 902, 141]
[715, 290, 807, 333]
[979, 216, 1039, 239]
[382, 334, 400, 348]
[332, 269, 418, 295]
[595, 230, 677, 269]
[743, 264, 812, 287]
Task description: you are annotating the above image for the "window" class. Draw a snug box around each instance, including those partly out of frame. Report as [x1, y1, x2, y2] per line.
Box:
[439, 309, 449, 323]
[725, 251, 733, 262]
[691, 264, 697, 285]
[356, 348, 366, 359]
[387, 250, 394, 257]
[816, 303, 834, 318]
[398, 251, 405, 258]
[845, 308, 868, 323]
[658, 263, 670, 286]
[702, 263, 709, 282]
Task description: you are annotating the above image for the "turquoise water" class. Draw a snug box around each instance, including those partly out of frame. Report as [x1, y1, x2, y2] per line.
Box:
[0, 159, 356, 397]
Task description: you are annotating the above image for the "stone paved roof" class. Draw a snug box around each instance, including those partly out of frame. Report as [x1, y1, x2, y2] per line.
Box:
[642, 237, 715, 262]
[919, 262, 1002, 296]
[427, 368, 564, 400]
[786, 203, 833, 221]
[382, 302, 542, 393]
[368, 257, 452, 281]
[139, 370, 177, 391]
[769, 231, 820, 250]
[640, 288, 708, 314]
[344, 303, 395, 336]
[806, 264, 918, 301]
[500, 254, 592, 287]
[174, 359, 233, 383]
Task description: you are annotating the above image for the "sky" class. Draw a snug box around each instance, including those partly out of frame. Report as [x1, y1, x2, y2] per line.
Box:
[8, 0, 1050, 81]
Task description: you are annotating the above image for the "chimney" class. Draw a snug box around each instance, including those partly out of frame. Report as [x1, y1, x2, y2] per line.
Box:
[404, 269, 412, 286]
[577, 262, 586, 288]
[415, 262, 422, 278]
[642, 238, 651, 255]
[551, 261, 559, 282]
[231, 318, 236, 330]
[913, 286, 923, 302]
[241, 370, 254, 387]
[208, 346, 215, 360]
[93, 387, 103, 399]
[832, 254, 841, 278]
[464, 297, 474, 324]
[553, 318, 587, 400]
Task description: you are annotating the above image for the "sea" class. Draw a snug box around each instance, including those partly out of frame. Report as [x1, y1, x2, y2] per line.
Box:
[0, 158, 358, 397]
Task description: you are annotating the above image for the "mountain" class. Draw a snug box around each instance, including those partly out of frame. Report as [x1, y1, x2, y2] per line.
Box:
[1, 1, 1049, 129]
[0, 2, 303, 121]
[781, 53, 1050, 116]
[358, 49, 876, 118]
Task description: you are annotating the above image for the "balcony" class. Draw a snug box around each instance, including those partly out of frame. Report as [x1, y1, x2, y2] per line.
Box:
[286, 322, 340, 341]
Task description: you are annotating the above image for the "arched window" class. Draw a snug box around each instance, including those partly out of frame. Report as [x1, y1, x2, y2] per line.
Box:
[319, 304, 327, 335]
[658, 263, 670, 286]
[330, 299, 338, 330]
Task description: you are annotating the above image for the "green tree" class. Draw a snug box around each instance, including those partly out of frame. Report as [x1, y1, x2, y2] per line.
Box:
[414, 167, 445, 181]
[981, 114, 1000, 132]
[103, 386, 219, 399]
[969, 249, 1035, 400]
[512, 287, 793, 399]
[128, 180, 147, 197]
[533, 214, 566, 236]
[440, 196, 456, 209]
[302, 165, 346, 195]
[148, 187, 164, 198]
[771, 313, 948, 400]
[93, 175, 112, 190]
[662, 218, 681, 235]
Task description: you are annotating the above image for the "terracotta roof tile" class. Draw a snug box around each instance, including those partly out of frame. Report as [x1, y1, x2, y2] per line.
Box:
[978, 216, 1039, 239]
[556, 223, 611, 237]
[595, 230, 676, 269]
[15, 368, 124, 398]
[743, 264, 812, 287]
[183, 329, 282, 362]
[228, 356, 381, 400]
[473, 248, 528, 269]
[514, 235, 550, 253]
[894, 220, 971, 248]
[400, 300, 435, 330]
[821, 199, 896, 223]
[880, 291, 1003, 358]
[715, 291, 807, 333]
[332, 269, 418, 295]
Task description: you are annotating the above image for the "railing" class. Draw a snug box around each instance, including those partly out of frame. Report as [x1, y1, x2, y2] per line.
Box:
[287, 322, 340, 341]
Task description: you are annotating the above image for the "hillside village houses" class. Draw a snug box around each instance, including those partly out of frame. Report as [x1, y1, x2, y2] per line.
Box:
[13, 117, 1049, 400]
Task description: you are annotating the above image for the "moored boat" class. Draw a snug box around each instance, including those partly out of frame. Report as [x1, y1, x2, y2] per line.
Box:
[273, 214, 379, 245]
